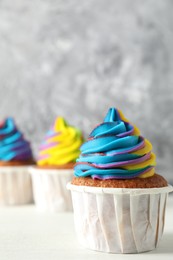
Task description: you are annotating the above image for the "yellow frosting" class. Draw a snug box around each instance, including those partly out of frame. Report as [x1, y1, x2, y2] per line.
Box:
[37, 117, 84, 166]
[119, 109, 156, 178]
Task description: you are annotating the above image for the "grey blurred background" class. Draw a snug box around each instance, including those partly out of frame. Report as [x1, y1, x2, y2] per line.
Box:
[0, 0, 173, 183]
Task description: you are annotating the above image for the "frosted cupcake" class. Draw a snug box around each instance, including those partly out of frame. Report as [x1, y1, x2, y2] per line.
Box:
[30, 117, 84, 212]
[0, 118, 34, 205]
[67, 108, 173, 253]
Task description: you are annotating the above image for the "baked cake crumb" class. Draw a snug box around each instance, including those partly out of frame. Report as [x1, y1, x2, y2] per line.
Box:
[71, 173, 168, 188]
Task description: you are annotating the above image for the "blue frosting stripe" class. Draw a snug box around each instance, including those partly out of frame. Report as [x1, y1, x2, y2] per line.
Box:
[89, 122, 128, 137]
[74, 107, 154, 180]
[0, 132, 22, 146]
[104, 107, 121, 122]
[81, 135, 140, 154]
[77, 153, 140, 163]
[0, 118, 15, 135]
[74, 164, 153, 177]
[0, 118, 33, 161]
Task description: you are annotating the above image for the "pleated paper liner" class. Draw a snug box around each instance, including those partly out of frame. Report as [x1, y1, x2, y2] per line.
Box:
[0, 166, 33, 205]
[67, 183, 173, 254]
[30, 167, 74, 212]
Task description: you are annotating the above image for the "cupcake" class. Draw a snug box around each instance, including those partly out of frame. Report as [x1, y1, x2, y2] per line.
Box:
[0, 118, 34, 205]
[67, 108, 173, 253]
[30, 117, 84, 212]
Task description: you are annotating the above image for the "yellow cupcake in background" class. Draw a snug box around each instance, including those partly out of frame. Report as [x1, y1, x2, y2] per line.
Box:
[30, 117, 84, 212]
[37, 117, 83, 167]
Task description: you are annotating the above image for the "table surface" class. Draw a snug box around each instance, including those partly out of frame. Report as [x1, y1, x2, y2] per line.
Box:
[0, 195, 173, 260]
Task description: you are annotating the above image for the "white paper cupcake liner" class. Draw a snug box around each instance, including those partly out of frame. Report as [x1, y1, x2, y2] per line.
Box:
[30, 167, 73, 212]
[0, 166, 33, 205]
[67, 183, 173, 254]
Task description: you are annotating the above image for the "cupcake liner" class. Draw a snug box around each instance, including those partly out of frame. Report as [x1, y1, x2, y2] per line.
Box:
[67, 183, 173, 254]
[0, 166, 33, 205]
[30, 168, 73, 212]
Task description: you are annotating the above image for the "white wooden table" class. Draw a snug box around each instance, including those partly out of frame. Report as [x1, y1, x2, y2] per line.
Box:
[0, 195, 172, 260]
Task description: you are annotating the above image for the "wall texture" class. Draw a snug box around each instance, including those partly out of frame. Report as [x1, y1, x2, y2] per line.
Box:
[0, 0, 173, 182]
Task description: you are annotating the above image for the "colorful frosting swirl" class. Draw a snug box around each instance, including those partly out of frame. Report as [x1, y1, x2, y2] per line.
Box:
[37, 117, 84, 166]
[74, 108, 156, 179]
[0, 118, 33, 161]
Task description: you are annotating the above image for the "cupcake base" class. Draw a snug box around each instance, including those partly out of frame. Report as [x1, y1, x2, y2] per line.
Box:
[0, 166, 33, 205]
[67, 183, 173, 254]
[30, 167, 74, 212]
[71, 174, 168, 188]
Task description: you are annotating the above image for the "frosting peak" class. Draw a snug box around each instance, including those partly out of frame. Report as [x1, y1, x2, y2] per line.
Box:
[37, 117, 84, 166]
[104, 107, 120, 122]
[0, 117, 33, 161]
[74, 108, 156, 180]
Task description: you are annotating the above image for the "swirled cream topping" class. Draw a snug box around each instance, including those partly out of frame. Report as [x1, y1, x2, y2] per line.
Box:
[74, 108, 156, 179]
[37, 117, 84, 166]
[0, 118, 33, 161]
